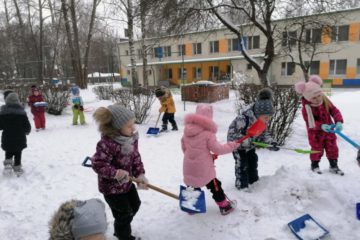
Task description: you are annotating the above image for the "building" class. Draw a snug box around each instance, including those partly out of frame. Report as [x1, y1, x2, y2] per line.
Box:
[118, 8, 360, 87]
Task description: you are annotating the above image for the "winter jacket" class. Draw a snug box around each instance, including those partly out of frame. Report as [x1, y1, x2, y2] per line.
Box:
[92, 135, 145, 195]
[182, 104, 238, 188]
[159, 93, 176, 113]
[0, 104, 31, 152]
[300, 97, 343, 143]
[28, 94, 46, 114]
[72, 96, 84, 111]
[227, 104, 274, 151]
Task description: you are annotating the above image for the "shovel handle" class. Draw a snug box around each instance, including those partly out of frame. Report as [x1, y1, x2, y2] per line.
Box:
[130, 177, 179, 200]
[154, 112, 162, 128]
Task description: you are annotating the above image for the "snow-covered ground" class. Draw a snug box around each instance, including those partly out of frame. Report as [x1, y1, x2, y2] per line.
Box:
[0, 86, 359, 240]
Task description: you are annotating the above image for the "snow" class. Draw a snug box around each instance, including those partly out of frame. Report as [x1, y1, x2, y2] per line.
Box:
[297, 219, 327, 240]
[180, 187, 203, 212]
[88, 72, 120, 78]
[1, 87, 360, 240]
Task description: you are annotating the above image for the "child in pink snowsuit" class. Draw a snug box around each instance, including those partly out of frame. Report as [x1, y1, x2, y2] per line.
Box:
[295, 75, 344, 175]
[27, 86, 46, 131]
[181, 104, 240, 215]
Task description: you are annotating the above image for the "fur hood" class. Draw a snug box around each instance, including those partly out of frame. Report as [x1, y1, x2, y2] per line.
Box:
[0, 104, 26, 116]
[183, 114, 217, 138]
[48, 200, 77, 240]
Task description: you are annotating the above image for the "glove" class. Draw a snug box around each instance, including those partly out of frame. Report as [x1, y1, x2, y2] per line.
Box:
[335, 122, 343, 131]
[114, 169, 129, 184]
[79, 106, 84, 111]
[268, 142, 280, 151]
[136, 174, 149, 190]
[73, 104, 79, 110]
[321, 124, 331, 133]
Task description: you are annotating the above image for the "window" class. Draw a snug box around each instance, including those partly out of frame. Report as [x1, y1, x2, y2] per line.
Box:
[248, 35, 260, 49]
[178, 44, 185, 56]
[154, 47, 163, 58]
[137, 49, 143, 59]
[329, 59, 347, 75]
[357, 59, 360, 74]
[282, 31, 297, 46]
[332, 25, 349, 42]
[247, 64, 252, 70]
[306, 28, 321, 43]
[193, 43, 202, 55]
[209, 40, 219, 53]
[178, 67, 187, 79]
[193, 67, 202, 79]
[305, 61, 320, 75]
[125, 50, 129, 56]
[165, 69, 172, 79]
[163, 46, 171, 57]
[281, 62, 295, 76]
[228, 38, 240, 51]
[209, 66, 219, 80]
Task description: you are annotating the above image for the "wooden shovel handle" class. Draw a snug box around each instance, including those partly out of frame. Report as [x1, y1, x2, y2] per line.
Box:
[130, 177, 179, 200]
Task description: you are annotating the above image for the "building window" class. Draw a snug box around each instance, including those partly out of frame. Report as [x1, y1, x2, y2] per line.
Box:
[332, 25, 349, 42]
[247, 64, 252, 70]
[281, 62, 295, 76]
[137, 49, 142, 59]
[163, 46, 171, 57]
[165, 68, 172, 79]
[305, 61, 320, 75]
[193, 43, 202, 55]
[178, 44, 185, 56]
[209, 66, 219, 80]
[329, 59, 347, 75]
[154, 47, 163, 58]
[248, 35, 260, 49]
[282, 31, 297, 46]
[357, 59, 360, 74]
[178, 67, 187, 79]
[306, 28, 321, 43]
[125, 50, 129, 56]
[228, 38, 240, 51]
[209, 40, 219, 53]
[193, 67, 202, 79]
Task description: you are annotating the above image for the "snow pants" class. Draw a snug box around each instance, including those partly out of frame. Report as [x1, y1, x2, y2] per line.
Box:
[162, 112, 177, 130]
[232, 148, 258, 189]
[72, 108, 85, 125]
[308, 131, 338, 162]
[33, 112, 46, 130]
[5, 151, 22, 166]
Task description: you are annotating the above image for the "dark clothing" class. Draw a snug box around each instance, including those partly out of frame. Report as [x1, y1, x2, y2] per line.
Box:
[0, 104, 31, 152]
[206, 178, 226, 202]
[104, 184, 141, 240]
[5, 151, 22, 166]
[233, 148, 259, 189]
[162, 112, 177, 130]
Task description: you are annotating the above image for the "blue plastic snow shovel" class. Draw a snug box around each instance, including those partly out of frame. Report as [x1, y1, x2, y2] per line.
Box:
[356, 203, 360, 220]
[82, 156, 92, 167]
[146, 112, 162, 135]
[179, 185, 206, 214]
[288, 214, 329, 240]
[328, 125, 360, 150]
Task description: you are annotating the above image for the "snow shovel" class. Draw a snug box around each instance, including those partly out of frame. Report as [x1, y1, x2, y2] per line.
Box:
[252, 141, 321, 154]
[288, 214, 329, 240]
[146, 112, 162, 135]
[179, 185, 206, 214]
[328, 126, 360, 150]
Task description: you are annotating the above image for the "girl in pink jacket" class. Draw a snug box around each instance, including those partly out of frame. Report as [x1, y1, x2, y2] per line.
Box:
[295, 75, 344, 175]
[181, 104, 240, 215]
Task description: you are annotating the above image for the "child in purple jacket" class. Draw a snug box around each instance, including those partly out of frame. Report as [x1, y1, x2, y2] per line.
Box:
[92, 104, 148, 240]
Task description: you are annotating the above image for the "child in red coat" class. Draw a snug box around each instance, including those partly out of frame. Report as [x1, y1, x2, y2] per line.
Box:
[27, 85, 46, 131]
[295, 75, 344, 175]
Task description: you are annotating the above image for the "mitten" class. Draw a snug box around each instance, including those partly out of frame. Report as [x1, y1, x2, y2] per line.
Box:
[79, 106, 84, 111]
[114, 169, 129, 184]
[321, 124, 331, 132]
[335, 122, 343, 131]
[136, 174, 149, 190]
[268, 142, 280, 151]
[73, 104, 79, 110]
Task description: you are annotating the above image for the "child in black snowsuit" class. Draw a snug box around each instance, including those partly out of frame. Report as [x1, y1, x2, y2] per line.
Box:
[0, 93, 31, 175]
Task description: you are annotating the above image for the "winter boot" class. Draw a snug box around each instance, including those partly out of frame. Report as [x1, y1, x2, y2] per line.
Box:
[216, 199, 237, 215]
[329, 159, 344, 176]
[12, 165, 24, 176]
[311, 161, 322, 174]
[171, 123, 178, 131]
[160, 124, 168, 133]
[3, 159, 13, 175]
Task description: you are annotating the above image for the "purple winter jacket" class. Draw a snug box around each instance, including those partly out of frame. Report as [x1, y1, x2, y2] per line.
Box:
[92, 135, 145, 195]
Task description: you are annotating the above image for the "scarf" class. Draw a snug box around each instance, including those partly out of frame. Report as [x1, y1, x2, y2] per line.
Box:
[112, 131, 139, 155]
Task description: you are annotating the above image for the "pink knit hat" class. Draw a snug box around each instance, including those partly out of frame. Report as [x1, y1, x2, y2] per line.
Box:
[294, 75, 323, 101]
[196, 104, 213, 119]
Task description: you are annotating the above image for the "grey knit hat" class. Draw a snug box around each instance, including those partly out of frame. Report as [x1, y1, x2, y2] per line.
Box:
[71, 198, 107, 239]
[253, 88, 274, 117]
[5, 92, 20, 105]
[108, 104, 135, 130]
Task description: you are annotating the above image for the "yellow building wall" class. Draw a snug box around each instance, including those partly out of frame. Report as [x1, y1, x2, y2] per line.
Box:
[319, 62, 329, 79]
[346, 67, 357, 78]
[219, 39, 227, 53]
[349, 23, 360, 42]
[332, 78, 343, 86]
[321, 26, 332, 44]
[185, 43, 192, 56]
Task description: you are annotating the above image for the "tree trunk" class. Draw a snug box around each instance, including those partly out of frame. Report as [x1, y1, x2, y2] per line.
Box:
[127, 0, 139, 90]
[140, 0, 148, 88]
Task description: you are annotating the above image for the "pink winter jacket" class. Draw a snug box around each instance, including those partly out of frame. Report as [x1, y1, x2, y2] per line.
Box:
[181, 104, 239, 188]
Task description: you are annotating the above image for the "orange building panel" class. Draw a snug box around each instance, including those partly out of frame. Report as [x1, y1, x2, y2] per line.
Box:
[185, 43, 192, 56]
[346, 67, 357, 78]
[332, 78, 343, 85]
[349, 23, 360, 42]
[321, 26, 331, 44]
[219, 39, 227, 53]
[319, 62, 329, 79]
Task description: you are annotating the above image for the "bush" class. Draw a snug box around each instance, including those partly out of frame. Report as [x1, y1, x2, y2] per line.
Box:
[42, 85, 70, 115]
[234, 84, 300, 145]
[93, 85, 113, 100]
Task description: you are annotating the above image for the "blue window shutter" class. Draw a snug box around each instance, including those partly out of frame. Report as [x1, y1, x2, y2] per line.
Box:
[155, 47, 163, 58]
[237, 38, 241, 51]
[242, 37, 248, 51]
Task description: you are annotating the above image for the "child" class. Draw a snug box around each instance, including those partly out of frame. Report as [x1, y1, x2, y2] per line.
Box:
[27, 85, 46, 131]
[92, 104, 148, 240]
[227, 88, 279, 191]
[0, 93, 31, 175]
[181, 104, 240, 215]
[71, 86, 86, 125]
[49, 198, 107, 240]
[155, 87, 178, 132]
[295, 75, 344, 175]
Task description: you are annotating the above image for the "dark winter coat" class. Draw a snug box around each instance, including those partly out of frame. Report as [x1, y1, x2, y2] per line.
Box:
[0, 104, 31, 152]
[92, 135, 145, 196]
[28, 94, 46, 114]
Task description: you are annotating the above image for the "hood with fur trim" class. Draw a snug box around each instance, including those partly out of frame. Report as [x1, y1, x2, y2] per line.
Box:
[48, 200, 77, 240]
